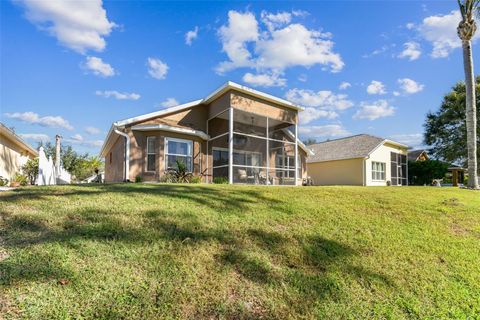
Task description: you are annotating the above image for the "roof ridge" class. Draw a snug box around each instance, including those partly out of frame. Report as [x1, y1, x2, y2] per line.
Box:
[309, 133, 379, 146]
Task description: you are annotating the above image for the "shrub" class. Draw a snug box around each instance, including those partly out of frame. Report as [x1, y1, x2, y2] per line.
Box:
[190, 176, 201, 184]
[213, 177, 229, 184]
[22, 158, 39, 185]
[12, 173, 28, 186]
[0, 176, 8, 186]
[408, 160, 449, 185]
[135, 175, 143, 183]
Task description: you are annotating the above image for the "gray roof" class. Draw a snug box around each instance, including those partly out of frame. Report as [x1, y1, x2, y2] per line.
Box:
[408, 149, 427, 161]
[307, 134, 385, 163]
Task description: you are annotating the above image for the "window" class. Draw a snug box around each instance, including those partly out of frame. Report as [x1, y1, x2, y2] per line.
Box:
[275, 154, 297, 178]
[146, 137, 156, 172]
[165, 137, 193, 172]
[372, 161, 386, 181]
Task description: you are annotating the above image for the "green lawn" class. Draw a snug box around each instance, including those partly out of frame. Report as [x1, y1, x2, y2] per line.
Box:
[0, 184, 479, 319]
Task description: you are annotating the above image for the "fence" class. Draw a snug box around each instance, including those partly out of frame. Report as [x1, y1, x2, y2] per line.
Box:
[36, 146, 71, 185]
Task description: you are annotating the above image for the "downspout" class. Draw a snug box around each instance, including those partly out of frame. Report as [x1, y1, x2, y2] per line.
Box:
[114, 127, 130, 182]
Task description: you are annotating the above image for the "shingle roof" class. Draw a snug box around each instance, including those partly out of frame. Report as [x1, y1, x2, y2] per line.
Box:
[307, 134, 385, 163]
[407, 149, 427, 161]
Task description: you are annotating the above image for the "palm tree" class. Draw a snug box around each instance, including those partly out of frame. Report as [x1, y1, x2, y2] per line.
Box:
[458, 0, 480, 189]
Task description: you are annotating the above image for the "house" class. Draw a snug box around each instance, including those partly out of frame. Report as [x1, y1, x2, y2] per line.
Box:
[0, 122, 38, 180]
[408, 149, 429, 162]
[307, 134, 409, 186]
[100, 82, 313, 185]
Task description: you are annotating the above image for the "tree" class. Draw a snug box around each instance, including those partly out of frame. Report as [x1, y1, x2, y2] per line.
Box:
[408, 160, 449, 185]
[21, 158, 39, 185]
[302, 138, 318, 145]
[457, 0, 479, 188]
[424, 78, 480, 168]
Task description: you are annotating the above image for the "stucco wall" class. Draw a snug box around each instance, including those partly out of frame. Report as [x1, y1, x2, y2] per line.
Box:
[0, 134, 34, 180]
[307, 158, 364, 186]
[104, 134, 125, 183]
[365, 143, 408, 186]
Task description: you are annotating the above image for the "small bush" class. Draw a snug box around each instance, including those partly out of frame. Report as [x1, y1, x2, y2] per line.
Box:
[0, 176, 8, 186]
[12, 173, 28, 186]
[213, 177, 229, 184]
[190, 176, 201, 184]
[135, 175, 143, 183]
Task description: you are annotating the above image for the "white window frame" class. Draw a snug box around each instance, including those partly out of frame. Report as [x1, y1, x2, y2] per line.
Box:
[146, 136, 156, 172]
[164, 137, 193, 172]
[371, 161, 386, 181]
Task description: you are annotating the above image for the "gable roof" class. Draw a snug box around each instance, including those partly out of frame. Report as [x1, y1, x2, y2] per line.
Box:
[0, 122, 38, 156]
[307, 134, 407, 163]
[114, 81, 304, 128]
[408, 149, 429, 161]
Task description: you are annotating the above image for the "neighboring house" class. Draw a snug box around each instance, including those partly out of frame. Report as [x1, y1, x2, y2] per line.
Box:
[408, 149, 429, 162]
[307, 134, 409, 186]
[0, 123, 38, 180]
[100, 81, 312, 185]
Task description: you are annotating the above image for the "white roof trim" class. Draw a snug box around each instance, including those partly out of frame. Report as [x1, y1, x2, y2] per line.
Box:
[99, 125, 115, 157]
[281, 128, 314, 155]
[0, 123, 38, 156]
[366, 139, 409, 158]
[384, 139, 409, 149]
[131, 124, 210, 140]
[115, 99, 203, 127]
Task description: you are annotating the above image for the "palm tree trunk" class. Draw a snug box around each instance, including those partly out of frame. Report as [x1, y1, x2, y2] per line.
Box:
[462, 39, 479, 189]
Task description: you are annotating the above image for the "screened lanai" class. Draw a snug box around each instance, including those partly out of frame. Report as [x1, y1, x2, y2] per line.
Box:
[206, 106, 300, 185]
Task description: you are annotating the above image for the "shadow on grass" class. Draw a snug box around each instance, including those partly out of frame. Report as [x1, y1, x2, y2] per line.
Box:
[0, 184, 394, 317]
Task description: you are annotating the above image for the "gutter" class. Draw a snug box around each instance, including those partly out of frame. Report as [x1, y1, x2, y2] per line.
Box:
[114, 127, 130, 182]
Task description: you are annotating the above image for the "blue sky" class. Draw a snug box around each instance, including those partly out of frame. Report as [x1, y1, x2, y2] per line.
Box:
[1, 0, 478, 155]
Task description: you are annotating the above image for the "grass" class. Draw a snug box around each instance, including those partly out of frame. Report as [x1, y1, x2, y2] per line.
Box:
[0, 184, 479, 319]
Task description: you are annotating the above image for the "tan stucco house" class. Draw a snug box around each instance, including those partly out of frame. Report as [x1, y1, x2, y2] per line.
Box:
[307, 134, 409, 186]
[0, 123, 38, 180]
[100, 82, 312, 185]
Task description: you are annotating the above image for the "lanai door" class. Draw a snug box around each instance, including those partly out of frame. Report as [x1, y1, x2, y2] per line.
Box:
[390, 152, 407, 186]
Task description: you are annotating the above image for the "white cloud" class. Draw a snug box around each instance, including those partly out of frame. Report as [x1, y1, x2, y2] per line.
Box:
[286, 88, 353, 124]
[185, 26, 199, 45]
[95, 90, 140, 100]
[85, 127, 100, 135]
[397, 78, 424, 94]
[393, 91, 400, 96]
[339, 81, 351, 90]
[160, 98, 179, 108]
[16, 0, 116, 54]
[19, 133, 50, 143]
[298, 74, 308, 82]
[366, 80, 387, 95]
[216, 10, 343, 80]
[261, 11, 292, 31]
[362, 45, 394, 58]
[418, 10, 479, 58]
[242, 72, 286, 87]
[4, 111, 73, 130]
[84, 56, 115, 77]
[299, 124, 350, 138]
[398, 41, 421, 61]
[389, 133, 424, 148]
[147, 57, 168, 80]
[353, 100, 395, 120]
[406, 22, 415, 30]
[70, 134, 84, 142]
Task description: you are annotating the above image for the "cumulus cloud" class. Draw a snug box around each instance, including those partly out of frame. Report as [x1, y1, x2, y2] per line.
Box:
[398, 41, 421, 61]
[159, 98, 179, 108]
[84, 56, 115, 77]
[418, 10, 480, 58]
[85, 127, 101, 135]
[299, 124, 350, 138]
[19, 133, 50, 143]
[242, 72, 286, 87]
[406, 22, 415, 30]
[147, 57, 168, 80]
[339, 81, 351, 90]
[4, 111, 73, 130]
[353, 100, 395, 120]
[286, 88, 353, 124]
[397, 78, 424, 94]
[366, 80, 387, 95]
[95, 90, 140, 100]
[70, 134, 84, 141]
[16, 0, 116, 54]
[64, 135, 103, 147]
[185, 26, 199, 45]
[216, 10, 343, 82]
[389, 133, 424, 148]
